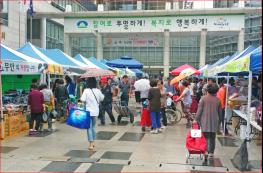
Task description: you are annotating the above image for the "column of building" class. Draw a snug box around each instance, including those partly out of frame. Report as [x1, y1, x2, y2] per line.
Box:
[238, 28, 245, 52]
[163, 29, 170, 78]
[199, 29, 207, 68]
[64, 33, 72, 56]
[96, 32, 103, 60]
[40, 17, 46, 49]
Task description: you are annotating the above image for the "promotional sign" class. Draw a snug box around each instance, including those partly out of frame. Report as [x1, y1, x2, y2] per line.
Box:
[104, 37, 161, 47]
[65, 14, 244, 33]
[47, 64, 63, 75]
[0, 60, 40, 74]
[225, 56, 250, 73]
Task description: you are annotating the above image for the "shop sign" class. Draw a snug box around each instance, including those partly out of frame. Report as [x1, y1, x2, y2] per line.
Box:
[104, 37, 161, 47]
[65, 15, 244, 33]
[0, 60, 40, 74]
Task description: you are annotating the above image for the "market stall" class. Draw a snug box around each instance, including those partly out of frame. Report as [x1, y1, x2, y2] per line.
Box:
[0, 44, 44, 139]
[218, 46, 262, 139]
[17, 43, 64, 88]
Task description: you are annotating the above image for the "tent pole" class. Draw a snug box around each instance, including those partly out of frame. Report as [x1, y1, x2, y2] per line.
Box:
[48, 73, 51, 89]
[246, 71, 252, 140]
[0, 71, 4, 139]
[224, 73, 230, 136]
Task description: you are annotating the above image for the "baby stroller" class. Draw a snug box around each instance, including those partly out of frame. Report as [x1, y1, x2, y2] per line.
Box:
[113, 101, 134, 124]
[185, 122, 207, 163]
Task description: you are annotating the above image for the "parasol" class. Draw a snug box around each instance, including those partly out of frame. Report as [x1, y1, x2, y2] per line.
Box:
[134, 79, 150, 91]
[171, 68, 198, 84]
[80, 68, 115, 78]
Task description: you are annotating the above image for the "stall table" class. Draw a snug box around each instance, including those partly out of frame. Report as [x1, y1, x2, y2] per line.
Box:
[233, 109, 262, 139]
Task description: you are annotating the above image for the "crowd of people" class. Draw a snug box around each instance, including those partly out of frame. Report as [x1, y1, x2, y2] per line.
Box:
[27, 74, 262, 157]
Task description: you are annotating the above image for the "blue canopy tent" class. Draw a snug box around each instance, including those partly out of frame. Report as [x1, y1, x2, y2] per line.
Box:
[37, 48, 84, 68]
[88, 57, 114, 70]
[74, 54, 100, 68]
[17, 42, 58, 65]
[249, 47, 262, 72]
[1, 43, 43, 63]
[106, 56, 143, 69]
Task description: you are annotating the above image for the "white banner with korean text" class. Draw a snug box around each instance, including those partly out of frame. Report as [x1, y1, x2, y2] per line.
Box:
[0, 60, 41, 75]
[65, 14, 244, 33]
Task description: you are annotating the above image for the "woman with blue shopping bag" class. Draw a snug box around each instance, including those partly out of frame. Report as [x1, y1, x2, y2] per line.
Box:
[80, 77, 104, 150]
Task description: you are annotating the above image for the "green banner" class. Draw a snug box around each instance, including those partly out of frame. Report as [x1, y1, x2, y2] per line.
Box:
[225, 56, 250, 73]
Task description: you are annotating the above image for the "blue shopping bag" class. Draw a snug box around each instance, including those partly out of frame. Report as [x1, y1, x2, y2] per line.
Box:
[66, 108, 90, 129]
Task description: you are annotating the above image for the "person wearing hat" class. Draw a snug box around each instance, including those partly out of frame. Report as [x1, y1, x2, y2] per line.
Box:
[99, 77, 116, 125]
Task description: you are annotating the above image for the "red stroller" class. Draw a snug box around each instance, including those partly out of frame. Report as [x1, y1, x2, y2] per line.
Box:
[140, 108, 151, 131]
[185, 122, 207, 163]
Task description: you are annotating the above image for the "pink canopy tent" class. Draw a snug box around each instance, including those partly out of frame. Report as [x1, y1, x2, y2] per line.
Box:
[170, 64, 200, 76]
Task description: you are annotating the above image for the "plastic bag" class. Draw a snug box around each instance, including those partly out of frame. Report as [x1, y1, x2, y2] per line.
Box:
[232, 139, 249, 171]
[42, 112, 48, 123]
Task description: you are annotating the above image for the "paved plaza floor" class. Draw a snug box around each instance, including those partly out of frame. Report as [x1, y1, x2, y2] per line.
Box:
[1, 100, 261, 172]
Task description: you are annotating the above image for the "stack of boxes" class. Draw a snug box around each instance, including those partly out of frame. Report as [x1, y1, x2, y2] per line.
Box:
[0, 112, 29, 140]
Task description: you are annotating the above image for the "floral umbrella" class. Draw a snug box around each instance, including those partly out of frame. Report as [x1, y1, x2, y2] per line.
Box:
[80, 68, 115, 78]
[171, 68, 198, 84]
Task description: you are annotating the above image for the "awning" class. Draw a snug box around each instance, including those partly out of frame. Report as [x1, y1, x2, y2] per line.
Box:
[1, 43, 43, 63]
[17, 43, 63, 74]
[0, 43, 44, 74]
[225, 46, 262, 73]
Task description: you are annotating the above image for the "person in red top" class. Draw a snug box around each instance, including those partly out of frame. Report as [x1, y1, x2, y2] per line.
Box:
[216, 79, 229, 135]
[28, 84, 45, 135]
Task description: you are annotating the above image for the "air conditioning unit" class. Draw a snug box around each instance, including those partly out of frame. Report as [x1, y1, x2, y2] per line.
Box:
[65, 5, 72, 12]
[98, 4, 104, 11]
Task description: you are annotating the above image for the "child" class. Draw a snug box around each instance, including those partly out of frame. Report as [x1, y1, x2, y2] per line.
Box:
[148, 79, 162, 134]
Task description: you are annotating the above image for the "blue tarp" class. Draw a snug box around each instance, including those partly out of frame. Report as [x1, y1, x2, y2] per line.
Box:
[37, 48, 80, 67]
[250, 46, 262, 72]
[106, 56, 143, 69]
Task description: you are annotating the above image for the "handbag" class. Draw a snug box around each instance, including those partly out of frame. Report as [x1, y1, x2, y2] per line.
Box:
[66, 107, 90, 129]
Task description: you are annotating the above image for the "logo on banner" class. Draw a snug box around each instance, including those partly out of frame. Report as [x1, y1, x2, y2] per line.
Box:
[77, 20, 88, 28]
[213, 17, 229, 28]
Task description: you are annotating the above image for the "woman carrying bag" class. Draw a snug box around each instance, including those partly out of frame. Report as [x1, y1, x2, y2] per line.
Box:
[80, 77, 104, 150]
